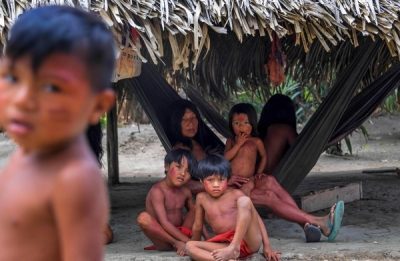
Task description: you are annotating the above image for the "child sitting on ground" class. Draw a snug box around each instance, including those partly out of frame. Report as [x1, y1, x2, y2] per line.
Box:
[185, 154, 280, 261]
[137, 149, 196, 255]
[0, 6, 115, 260]
[224, 103, 267, 196]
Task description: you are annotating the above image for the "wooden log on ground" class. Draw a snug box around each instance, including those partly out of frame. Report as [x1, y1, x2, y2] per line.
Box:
[300, 182, 362, 212]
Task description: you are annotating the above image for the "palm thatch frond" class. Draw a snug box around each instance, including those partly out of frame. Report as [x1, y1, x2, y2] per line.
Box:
[1, 1, 400, 64]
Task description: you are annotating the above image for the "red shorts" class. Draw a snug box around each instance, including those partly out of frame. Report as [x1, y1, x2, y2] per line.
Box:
[206, 230, 253, 258]
[144, 226, 192, 250]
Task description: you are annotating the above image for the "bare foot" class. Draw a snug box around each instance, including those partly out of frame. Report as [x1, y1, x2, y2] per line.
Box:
[212, 245, 240, 261]
[320, 203, 337, 236]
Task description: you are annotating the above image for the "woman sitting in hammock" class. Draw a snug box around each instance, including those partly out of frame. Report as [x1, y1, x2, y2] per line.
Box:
[168, 99, 344, 242]
[257, 94, 298, 173]
[168, 100, 224, 194]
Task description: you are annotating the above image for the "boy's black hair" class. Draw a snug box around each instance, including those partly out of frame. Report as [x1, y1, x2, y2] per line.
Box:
[257, 94, 297, 139]
[6, 6, 115, 91]
[196, 154, 231, 180]
[164, 148, 196, 177]
[228, 103, 258, 137]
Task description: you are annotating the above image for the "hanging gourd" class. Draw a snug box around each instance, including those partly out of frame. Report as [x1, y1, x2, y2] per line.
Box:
[266, 33, 286, 87]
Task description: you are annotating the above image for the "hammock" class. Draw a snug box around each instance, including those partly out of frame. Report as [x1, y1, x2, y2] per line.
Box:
[121, 64, 224, 153]
[116, 43, 399, 191]
[326, 63, 400, 147]
[274, 42, 380, 192]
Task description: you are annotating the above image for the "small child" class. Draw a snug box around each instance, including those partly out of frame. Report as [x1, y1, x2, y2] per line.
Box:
[224, 103, 267, 195]
[137, 149, 196, 255]
[186, 154, 280, 261]
[0, 6, 115, 261]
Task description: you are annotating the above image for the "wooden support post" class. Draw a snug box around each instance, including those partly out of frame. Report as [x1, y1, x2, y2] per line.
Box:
[300, 182, 362, 212]
[107, 104, 119, 185]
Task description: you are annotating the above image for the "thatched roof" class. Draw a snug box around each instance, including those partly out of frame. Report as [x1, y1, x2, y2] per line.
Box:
[1, 1, 399, 99]
[1, 1, 400, 61]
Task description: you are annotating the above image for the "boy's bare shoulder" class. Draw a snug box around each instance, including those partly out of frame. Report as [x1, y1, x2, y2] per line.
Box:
[195, 191, 209, 202]
[147, 180, 166, 197]
[53, 157, 105, 200]
[227, 187, 246, 198]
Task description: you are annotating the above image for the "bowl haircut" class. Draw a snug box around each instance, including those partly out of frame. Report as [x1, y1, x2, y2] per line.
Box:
[5, 5, 115, 91]
[196, 154, 231, 181]
[228, 103, 258, 138]
[164, 148, 196, 178]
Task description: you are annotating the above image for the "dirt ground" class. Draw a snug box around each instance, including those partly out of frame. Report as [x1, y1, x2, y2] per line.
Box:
[1, 114, 400, 260]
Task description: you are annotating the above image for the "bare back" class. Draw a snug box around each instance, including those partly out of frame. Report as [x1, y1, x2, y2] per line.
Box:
[0, 140, 108, 261]
[263, 124, 297, 173]
[196, 188, 245, 234]
[145, 180, 192, 227]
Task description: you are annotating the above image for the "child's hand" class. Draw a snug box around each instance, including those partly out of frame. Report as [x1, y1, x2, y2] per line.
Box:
[175, 241, 186, 256]
[236, 132, 248, 147]
[263, 246, 281, 261]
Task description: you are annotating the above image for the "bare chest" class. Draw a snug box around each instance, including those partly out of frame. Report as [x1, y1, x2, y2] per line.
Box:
[204, 198, 237, 231]
[162, 189, 187, 211]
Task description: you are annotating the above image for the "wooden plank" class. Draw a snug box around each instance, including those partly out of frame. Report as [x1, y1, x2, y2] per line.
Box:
[107, 104, 119, 185]
[362, 167, 400, 177]
[300, 182, 362, 212]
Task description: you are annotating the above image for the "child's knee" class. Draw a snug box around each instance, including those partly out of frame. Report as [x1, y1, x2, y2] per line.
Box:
[136, 212, 152, 227]
[237, 196, 252, 209]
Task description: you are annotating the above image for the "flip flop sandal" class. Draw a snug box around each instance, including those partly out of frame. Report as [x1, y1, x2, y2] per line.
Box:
[327, 200, 345, 241]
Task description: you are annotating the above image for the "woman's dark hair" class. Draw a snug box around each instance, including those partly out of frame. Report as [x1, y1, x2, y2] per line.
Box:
[6, 6, 115, 91]
[168, 100, 206, 150]
[228, 103, 258, 138]
[257, 94, 297, 139]
[86, 123, 104, 167]
[196, 154, 231, 180]
[164, 148, 196, 178]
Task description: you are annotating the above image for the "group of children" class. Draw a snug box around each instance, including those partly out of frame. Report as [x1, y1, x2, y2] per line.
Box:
[137, 149, 280, 261]
[137, 102, 283, 260]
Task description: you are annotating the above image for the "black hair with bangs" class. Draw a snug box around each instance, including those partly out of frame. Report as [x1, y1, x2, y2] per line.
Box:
[228, 103, 258, 138]
[196, 154, 231, 180]
[164, 149, 196, 177]
[5, 5, 115, 91]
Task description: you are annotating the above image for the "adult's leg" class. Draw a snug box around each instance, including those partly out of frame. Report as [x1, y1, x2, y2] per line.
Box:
[254, 174, 298, 208]
[212, 196, 262, 260]
[185, 241, 229, 261]
[136, 211, 174, 250]
[250, 190, 335, 237]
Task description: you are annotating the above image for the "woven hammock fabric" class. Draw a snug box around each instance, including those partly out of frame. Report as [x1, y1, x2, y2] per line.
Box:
[274, 42, 380, 192]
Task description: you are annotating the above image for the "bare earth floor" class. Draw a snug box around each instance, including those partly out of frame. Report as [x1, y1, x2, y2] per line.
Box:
[1, 114, 399, 260]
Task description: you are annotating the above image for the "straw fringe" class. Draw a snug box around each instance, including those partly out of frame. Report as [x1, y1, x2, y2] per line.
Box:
[0, 0, 399, 69]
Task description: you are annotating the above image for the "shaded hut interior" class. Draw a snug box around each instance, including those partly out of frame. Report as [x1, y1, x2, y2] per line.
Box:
[1, 1, 399, 192]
